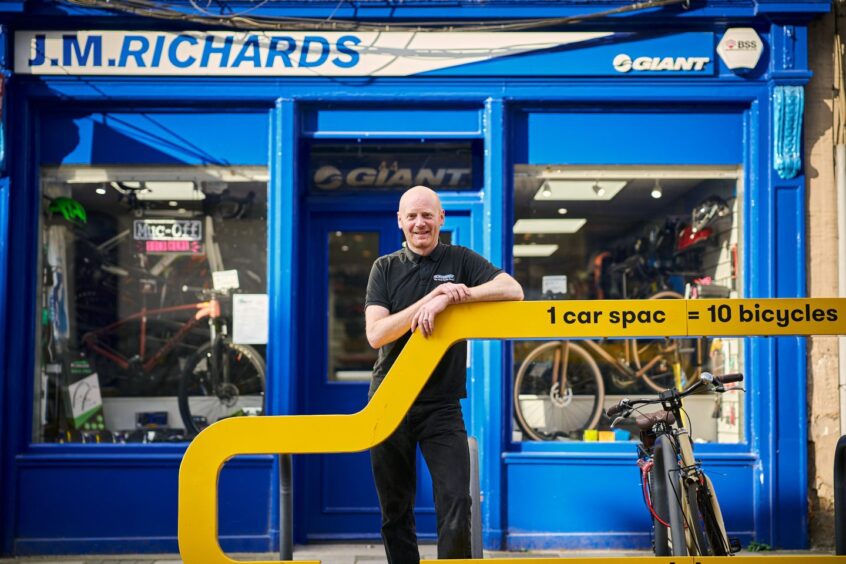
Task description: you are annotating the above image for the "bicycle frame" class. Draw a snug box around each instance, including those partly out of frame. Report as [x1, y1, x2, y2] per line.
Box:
[82, 297, 221, 374]
[672, 427, 730, 553]
[570, 336, 701, 390]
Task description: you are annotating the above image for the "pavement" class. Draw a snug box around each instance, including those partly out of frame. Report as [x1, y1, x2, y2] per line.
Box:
[0, 544, 837, 563]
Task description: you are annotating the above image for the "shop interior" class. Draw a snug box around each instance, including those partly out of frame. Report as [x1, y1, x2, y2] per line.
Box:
[36, 169, 268, 443]
[510, 165, 745, 444]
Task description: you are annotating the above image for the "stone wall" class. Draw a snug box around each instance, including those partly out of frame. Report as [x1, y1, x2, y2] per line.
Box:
[805, 9, 842, 549]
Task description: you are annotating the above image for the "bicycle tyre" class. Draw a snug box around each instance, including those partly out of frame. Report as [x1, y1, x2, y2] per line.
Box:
[647, 460, 671, 556]
[635, 291, 699, 392]
[178, 340, 266, 436]
[654, 435, 688, 556]
[513, 341, 604, 441]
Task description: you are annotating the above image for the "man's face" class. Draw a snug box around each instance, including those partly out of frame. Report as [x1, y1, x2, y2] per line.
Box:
[397, 190, 444, 256]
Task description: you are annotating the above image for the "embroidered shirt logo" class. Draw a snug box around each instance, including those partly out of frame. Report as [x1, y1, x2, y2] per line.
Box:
[433, 274, 455, 282]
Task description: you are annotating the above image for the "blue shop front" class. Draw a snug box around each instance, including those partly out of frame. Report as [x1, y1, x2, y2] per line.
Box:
[0, 0, 828, 556]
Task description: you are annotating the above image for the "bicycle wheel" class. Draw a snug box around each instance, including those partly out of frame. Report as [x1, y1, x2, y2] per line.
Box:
[633, 291, 699, 392]
[513, 341, 604, 441]
[653, 435, 688, 556]
[178, 339, 266, 436]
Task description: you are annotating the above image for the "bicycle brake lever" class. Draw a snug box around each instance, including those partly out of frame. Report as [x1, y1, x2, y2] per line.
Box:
[611, 411, 634, 429]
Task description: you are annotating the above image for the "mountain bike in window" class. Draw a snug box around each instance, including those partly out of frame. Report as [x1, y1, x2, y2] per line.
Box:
[512, 290, 702, 440]
[83, 286, 265, 436]
[606, 371, 744, 556]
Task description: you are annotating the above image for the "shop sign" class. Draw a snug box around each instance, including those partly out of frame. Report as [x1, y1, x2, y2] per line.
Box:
[309, 146, 474, 191]
[133, 219, 203, 254]
[612, 54, 710, 73]
[716, 28, 764, 70]
[15, 30, 715, 77]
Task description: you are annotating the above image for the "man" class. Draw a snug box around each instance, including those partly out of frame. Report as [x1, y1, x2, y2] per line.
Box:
[365, 185, 523, 562]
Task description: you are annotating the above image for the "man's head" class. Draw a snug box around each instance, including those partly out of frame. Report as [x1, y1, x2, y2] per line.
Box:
[397, 186, 444, 256]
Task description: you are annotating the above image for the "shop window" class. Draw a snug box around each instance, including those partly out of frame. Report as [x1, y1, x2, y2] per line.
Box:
[511, 166, 745, 444]
[35, 168, 268, 443]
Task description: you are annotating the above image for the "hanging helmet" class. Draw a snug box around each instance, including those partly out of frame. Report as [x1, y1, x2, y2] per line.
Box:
[677, 225, 713, 252]
[690, 196, 730, 234]
[48, 197, 87, 225]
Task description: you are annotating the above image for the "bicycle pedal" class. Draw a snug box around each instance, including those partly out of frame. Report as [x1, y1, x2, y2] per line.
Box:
[728, 537, 742, 553]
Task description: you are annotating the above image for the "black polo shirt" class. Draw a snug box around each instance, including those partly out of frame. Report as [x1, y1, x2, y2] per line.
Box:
[365, 242, 502, 402]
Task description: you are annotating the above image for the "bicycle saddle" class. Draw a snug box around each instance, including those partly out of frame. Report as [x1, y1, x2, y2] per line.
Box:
[635, 410, 676, 430]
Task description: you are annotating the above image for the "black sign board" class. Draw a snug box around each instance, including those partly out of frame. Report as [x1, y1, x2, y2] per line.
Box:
[308, 142, 477, 192]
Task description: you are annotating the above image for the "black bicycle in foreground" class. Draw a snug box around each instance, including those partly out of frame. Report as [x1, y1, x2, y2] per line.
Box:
[607, 372, 744, 556]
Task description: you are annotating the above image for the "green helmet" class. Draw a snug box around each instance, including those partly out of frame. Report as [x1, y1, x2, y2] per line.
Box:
[49, 197, 87, 225]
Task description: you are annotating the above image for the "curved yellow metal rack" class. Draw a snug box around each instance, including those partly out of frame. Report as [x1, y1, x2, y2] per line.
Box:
[178, 298, 846, 564]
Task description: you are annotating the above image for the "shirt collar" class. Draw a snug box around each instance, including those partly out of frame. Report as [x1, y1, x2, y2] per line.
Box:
[403, 242, 445, 264]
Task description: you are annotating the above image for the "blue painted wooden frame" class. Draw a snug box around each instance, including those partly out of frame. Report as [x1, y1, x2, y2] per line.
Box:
[0, 16, 818, 552]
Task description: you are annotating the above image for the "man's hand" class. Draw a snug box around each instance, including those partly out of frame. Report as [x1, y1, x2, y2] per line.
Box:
[411, 294, 450, 337]
[432, 282, 471, 303]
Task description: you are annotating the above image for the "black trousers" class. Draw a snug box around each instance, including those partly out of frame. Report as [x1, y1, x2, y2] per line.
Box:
[371, 400, 472, 563]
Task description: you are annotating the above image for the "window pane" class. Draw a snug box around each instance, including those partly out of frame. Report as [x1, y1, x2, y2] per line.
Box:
[36, 172, 267, 443]
[511, 167, 744, 443]
[328, 231, 379, 382]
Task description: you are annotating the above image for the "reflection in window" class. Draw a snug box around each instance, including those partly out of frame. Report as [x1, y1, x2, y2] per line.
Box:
[511, 167, 744, 443]
[36, 172, 267, 443]
[328, 232, 379, 382]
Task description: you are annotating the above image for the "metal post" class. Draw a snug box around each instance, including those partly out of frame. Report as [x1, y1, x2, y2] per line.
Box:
[468, 436, 483, 559]
[835, 435, 846, 554]
[279, 454, 293, 560]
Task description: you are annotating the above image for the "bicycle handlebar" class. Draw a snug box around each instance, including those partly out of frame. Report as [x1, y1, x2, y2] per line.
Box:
[605, 372, 744, 418]
[714, 373, 743, 385]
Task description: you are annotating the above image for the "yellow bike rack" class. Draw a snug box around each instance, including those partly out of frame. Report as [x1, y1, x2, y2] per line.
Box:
[178, 298, 846, 564]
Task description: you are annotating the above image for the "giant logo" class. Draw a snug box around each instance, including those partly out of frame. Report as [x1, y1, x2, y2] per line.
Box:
[312, 165, 471, 190]
[613, 53, 710, 73]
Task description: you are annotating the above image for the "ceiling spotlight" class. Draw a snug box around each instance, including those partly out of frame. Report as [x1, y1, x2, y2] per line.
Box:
[95, 187, 107, 195]
[557, 208, 568, 215]
[168, 201, 179, 207]
[540, 181, 552, 198]
[651, 179, 663, 199]
[592, 182, 606, 197]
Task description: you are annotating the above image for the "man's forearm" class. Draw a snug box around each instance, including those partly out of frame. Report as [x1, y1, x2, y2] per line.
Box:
[467, 273, 524, 302]
[367, 292, 440, 348]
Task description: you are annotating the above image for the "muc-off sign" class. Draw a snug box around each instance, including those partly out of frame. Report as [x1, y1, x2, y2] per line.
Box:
[309, 144, 475, 191]
[134, 219, 203, 254]
[15, 30, 716, 77]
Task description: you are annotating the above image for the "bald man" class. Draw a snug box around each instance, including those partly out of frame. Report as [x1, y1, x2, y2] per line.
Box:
[365, 186, 523, 562]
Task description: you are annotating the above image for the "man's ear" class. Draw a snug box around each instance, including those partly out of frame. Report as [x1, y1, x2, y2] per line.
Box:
[397, 212, 402, 230]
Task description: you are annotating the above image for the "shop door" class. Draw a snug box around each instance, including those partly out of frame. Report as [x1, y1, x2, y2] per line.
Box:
[302, 210, 472, 540]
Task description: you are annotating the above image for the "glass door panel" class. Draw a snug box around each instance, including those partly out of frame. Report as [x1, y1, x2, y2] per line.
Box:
[328, 231, 379, 382]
